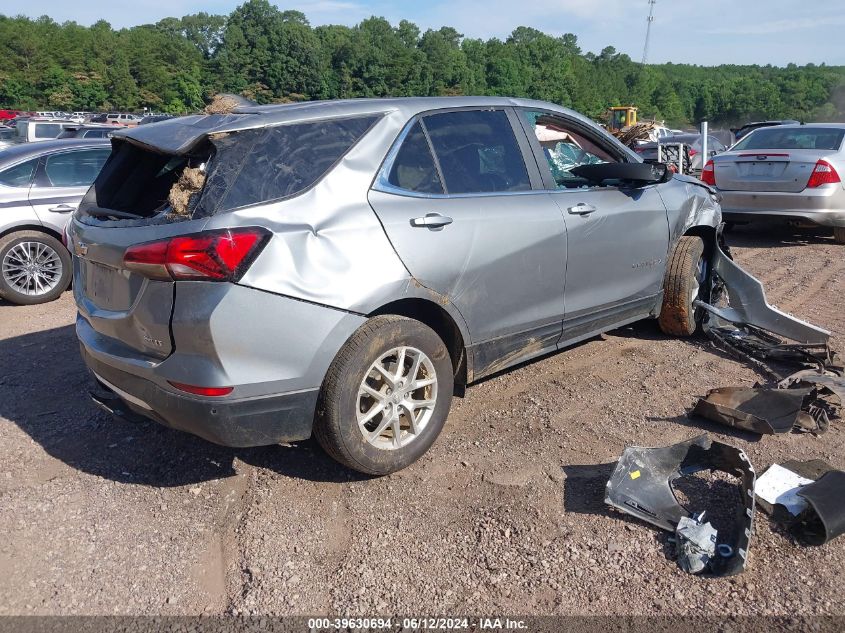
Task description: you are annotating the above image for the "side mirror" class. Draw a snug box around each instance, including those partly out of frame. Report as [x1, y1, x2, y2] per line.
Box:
[570, 161, 671, 187]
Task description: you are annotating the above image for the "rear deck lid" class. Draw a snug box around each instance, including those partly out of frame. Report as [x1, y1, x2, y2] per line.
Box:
[715, 127, 845, 193]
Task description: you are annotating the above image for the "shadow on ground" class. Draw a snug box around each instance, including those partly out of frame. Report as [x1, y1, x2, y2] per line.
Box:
[0, 324, 366, 487]
[726, 224, 834, 249]
[561, 462, 615, 515]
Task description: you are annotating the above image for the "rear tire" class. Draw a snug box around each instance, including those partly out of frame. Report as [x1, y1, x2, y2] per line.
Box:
[0, 231, 72, 305]
[314, 315, 454, 475]
[834, 227, 845, 244]
[658, 236, 706, 337]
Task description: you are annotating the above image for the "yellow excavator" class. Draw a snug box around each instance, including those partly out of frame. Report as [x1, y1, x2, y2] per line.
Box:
[607, 106, 638, 133]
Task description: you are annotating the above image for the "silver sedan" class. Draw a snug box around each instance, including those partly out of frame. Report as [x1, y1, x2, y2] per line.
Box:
[0, 138, 111, 304]
[703, 123, 845, 242]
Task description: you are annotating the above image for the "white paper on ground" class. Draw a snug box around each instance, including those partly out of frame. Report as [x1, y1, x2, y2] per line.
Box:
[754, 463, 814, 516]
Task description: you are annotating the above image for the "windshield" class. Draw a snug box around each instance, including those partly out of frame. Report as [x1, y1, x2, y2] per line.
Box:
[733, 127, 845, 151]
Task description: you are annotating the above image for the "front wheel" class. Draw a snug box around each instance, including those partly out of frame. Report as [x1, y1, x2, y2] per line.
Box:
[658, 236, 707, 337]
[0, 230, 72, 305]
[314, 315, 454, 475]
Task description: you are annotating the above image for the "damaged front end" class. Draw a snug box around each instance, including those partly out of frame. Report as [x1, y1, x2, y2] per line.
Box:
[605, 434, 755, 577]
[696, 236, 830, 347]
[687, 233, 842, 436]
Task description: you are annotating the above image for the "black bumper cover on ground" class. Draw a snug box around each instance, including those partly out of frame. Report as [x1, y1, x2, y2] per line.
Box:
[81, 346, 318, 447]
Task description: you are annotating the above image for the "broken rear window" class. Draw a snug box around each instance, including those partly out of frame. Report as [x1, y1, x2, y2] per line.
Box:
[194, 115, 379, 216]
[80, 115, 379, 222]
[81, 141, 204, 219]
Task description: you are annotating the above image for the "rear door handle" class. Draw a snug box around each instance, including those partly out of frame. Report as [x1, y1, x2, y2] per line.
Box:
[567, 203, 597, 216]
[48, 204, 76, 213]
[410, 213, 453, 229]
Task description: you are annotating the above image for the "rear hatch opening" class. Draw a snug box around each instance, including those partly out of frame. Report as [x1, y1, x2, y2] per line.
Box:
[77, 138, 214, 225]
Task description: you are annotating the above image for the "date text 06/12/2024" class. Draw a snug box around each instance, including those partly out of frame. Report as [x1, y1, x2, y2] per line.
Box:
[307, 617, 528, 630]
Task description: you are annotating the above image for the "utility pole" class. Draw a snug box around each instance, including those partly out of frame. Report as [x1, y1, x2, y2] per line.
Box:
[641, 0, 656, 65]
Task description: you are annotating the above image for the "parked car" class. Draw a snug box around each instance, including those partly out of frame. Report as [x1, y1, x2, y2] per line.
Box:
[0, 126, 16, 149]
[0, 138, 111, 304]
[14, 119, 79, 143]
[69, 97, 724, 475]
[0, 109, 24, 123]
[731, 120, 800, 142]
[57, 124, 116, 139]
[139, 114, 176, 125]
[89, 113, 141, 126]
[112, 113, 141, 126]
[634, 133, 727, 170]
[702, 123, 845, 243]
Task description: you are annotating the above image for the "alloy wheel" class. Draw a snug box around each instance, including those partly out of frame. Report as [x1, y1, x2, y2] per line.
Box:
[2, 241, 64, 297]
[356, 346, 438, 450]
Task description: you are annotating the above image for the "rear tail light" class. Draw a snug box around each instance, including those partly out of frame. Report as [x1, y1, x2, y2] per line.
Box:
[700, 159, 716, 186]
[168, 381, 233, 397]
[689, 148, 698, 156]
[806, 160, 841, 188]
[123, 228, 269, 282]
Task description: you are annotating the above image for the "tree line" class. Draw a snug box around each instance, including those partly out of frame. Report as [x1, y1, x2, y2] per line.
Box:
[2, 0, 844, 127]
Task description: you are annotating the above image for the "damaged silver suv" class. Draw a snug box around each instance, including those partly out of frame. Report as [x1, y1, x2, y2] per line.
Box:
[69, 97, 822, 475]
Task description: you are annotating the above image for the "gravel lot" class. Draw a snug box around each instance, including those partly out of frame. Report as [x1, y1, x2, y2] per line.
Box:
[1, 226, 843, 618]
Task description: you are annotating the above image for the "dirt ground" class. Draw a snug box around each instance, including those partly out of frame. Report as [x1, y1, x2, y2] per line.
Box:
[0, 225, 843, 618]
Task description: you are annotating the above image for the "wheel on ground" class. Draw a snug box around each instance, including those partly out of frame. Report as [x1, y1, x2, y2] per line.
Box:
[314, 315, 454, 475]
[834, 227, 845, 244]
[658, 235, 707, 337]
[0, 230, 72, 305]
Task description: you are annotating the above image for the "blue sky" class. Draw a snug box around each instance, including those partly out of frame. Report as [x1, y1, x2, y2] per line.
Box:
[11, 0, 845, 66]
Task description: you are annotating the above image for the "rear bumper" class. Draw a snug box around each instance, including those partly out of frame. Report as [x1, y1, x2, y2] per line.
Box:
[75, 281, 368, 447]
[83, 346, 318, 447]
[718, 186, 845, 227]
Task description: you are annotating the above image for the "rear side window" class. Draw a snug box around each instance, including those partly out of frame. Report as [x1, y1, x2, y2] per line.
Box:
[387, 122, 443, 194]
[734, 127, 845, 151]
[422, 110, 530, 194]
[42, 149, 111, 187]
[0, 158, 38, 187]
[198, 115, 379, 214]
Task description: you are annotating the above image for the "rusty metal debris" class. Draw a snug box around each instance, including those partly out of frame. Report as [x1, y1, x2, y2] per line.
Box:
[691, 385, 832, 436]
[605, 434, 755, 576]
